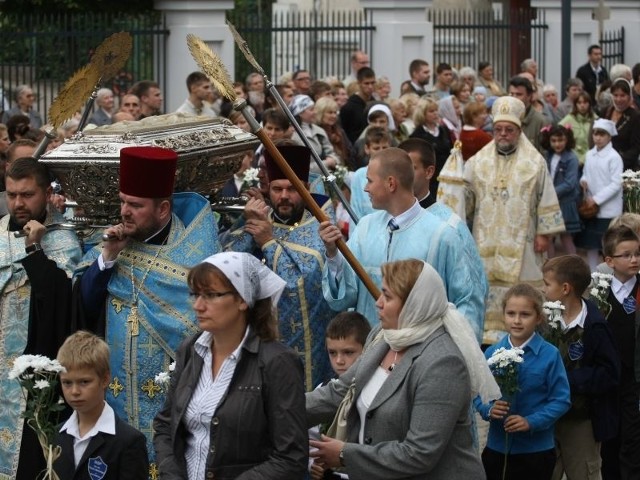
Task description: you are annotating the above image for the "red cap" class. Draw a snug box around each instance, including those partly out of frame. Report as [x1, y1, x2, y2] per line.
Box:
[264, 145, 311, 183]
[119, 146, 178, 198]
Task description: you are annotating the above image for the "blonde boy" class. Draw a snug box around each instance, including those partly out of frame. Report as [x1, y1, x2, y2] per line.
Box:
[54, 331, 148, 479]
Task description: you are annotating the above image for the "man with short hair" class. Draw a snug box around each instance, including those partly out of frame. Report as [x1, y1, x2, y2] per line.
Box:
[175, 71, 217, 117]
[520, 58, 544, 91]
[464, 96, 564, 344]
[246, 71, 265, 92]
[292, 69, 313, 95]
[343, 50, 370, 86]
[576, 44, 609, 103]
[225, 144, 335, 390]
[320, 147, 486, 339]
[0, 139, 37, 216]
[88, 87, 115, 126]
[0, 157, 82, 479]
[427, 62, 454, 99]
[340, 67, 377, 143]
[400, 59, 431, 96]
[74, 146, 220, 471]
[509, 75, 549, 152]
[129, 80, 163, 118]
[119, 93, 141, 120]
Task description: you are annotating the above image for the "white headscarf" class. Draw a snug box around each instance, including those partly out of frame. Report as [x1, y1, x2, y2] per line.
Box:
[201, 252, 286, 308]
[438, 96, 462, 136]
[367, 103, 396, 131]
[383, 261, 501, 403]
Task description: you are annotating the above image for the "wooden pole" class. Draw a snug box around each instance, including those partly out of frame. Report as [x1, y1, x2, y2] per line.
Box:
[234, 98, 381, 300]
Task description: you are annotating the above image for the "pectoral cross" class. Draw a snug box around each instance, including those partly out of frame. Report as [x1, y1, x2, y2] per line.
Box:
[128, 306, 140, 336]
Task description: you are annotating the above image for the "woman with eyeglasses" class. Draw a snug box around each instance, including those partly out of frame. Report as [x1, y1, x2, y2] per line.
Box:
[601, 78, 640, 171]
[153, 252, 308, 480]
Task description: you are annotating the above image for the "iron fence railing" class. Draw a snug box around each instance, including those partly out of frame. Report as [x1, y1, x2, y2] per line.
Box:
[227, 8, 375, 83]
[0, 12, 168, 124]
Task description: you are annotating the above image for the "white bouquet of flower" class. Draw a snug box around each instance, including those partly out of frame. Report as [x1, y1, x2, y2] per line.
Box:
[487, 347, 524, 399]
[154, 361, 176, 390]
[9, 354, 67, 480]
[241, 167, 260, 191]
[486, 346, 524, 480]
[542, 301, 565, 346]
[621, 169, 640, 213]
[589, 272, 613, 318]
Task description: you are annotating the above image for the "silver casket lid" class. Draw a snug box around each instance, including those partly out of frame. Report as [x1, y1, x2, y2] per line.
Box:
[40, 113, 260, 223]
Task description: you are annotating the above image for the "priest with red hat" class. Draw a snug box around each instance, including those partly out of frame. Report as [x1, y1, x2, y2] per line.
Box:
[74, 146, 220, 472]
[225, 143, 335, 391]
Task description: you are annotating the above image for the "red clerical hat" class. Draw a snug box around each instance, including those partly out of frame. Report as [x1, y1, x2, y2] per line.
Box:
[264, 145, 311, 183]
[119, 146, 178, 198]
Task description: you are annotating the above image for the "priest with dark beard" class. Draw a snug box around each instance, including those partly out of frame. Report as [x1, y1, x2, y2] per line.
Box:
[225, 144, 336, 391]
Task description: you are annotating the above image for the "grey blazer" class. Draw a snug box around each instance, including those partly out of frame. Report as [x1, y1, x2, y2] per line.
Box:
[307, 326, 485, 480]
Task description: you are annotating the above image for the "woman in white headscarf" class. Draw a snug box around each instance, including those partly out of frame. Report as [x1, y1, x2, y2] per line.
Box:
[154, 252, 308, 480]
[290, 94, 341, 173]
[307, 258, 500, 480]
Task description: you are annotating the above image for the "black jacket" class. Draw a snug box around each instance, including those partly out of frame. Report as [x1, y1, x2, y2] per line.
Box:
[576, 62, 609, 103]
[153, 329, 308, 479]
[54, 415, 148, 480]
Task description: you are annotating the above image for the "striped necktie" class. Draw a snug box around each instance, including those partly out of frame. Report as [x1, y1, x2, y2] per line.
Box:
[387, 218, 399, 260]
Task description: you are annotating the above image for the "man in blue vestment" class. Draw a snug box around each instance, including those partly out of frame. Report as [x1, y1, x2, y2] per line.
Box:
[0, 157, 82, 479]
[225, 144, 334, 391]
[74, 146, 220, 477]
[319, 147, 486, 338]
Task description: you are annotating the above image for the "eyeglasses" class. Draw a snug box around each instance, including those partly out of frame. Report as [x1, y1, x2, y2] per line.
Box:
[123, 102, 139, 107]
[610, 251, 640, 260]
[494, 126, 519, 135]
[188, 291, 235, 303]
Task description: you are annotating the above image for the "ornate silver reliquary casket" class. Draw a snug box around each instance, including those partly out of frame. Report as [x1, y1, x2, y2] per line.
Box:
[40, 113, 259, 223]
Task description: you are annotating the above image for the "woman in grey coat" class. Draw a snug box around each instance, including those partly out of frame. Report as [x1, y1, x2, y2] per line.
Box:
[307, 259, 500, 480]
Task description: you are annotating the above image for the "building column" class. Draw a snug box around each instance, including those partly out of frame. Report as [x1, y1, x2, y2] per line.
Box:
[359, 0, 433, 98]
[154, 0, 234, 112]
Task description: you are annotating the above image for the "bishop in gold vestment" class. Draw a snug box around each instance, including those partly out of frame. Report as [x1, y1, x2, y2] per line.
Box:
[464, 96, 565, 344]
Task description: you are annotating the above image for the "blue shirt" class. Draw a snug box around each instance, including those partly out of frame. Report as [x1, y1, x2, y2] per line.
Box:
[474, 333, 571, 454]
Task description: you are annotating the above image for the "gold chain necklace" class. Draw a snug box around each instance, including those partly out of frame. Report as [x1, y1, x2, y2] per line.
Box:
[128, 245, 164, 336]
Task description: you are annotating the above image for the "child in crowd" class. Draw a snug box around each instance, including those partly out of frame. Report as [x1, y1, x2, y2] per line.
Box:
[475, 284, 571, 480]
[540, 125, 581, 256]
[348, 127, 391, 218]
[354, 105, 396, 168]
[541, 255, 620, 480]
[600, 226, 640, 479]
[309, 312, 371, 480]
[575, 118, 623, 270]
[54, 331, 148, 479]
[559, 91, 598, 167]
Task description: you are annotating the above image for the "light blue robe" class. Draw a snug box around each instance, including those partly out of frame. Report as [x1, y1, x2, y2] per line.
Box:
[74, 192, 220, 471]
[0, 210, 82, 478]
[349, 166, 375, 219]
[225, 198, 335, 391]
[322, 208, 486, 340]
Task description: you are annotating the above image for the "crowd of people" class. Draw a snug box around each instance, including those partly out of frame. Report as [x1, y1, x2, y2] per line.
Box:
[0, 44, 639, 480]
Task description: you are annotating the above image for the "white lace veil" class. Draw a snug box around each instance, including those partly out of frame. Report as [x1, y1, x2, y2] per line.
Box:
[383, 261, 501, 402]
[202, 252, 286, 308]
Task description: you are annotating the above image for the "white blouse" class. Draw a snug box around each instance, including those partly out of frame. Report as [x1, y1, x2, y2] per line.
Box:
[184, 328, 249, 480]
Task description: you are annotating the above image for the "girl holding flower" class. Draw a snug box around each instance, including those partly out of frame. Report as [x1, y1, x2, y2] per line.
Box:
[475, 283, 571, 480]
